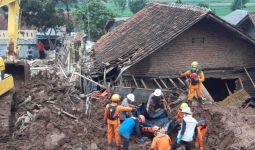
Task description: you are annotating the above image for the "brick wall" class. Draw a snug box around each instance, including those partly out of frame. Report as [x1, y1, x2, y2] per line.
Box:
[125, 18, 255, 76]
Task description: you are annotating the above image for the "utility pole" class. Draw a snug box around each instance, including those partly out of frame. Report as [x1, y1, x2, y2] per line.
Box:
[86, 1, 91, 41]
[241, 0, 243, 9]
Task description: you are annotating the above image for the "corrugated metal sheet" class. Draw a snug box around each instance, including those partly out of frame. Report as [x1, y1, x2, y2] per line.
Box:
[223, 9, 248, 25]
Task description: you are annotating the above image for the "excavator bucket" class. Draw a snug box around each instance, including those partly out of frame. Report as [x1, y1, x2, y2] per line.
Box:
[5, 60, 30, 84]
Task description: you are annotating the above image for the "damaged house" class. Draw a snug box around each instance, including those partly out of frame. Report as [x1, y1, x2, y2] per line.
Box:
[90, 3, 255, 102]
[224, 10, 255, 39]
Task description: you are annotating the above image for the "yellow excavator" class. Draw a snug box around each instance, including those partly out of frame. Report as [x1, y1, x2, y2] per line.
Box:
[0, 0, 27, 96]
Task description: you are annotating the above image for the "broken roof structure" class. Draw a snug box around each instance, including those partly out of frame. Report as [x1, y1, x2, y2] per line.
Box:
[224, 9, 255, 39]
[91, 3, 255, 101]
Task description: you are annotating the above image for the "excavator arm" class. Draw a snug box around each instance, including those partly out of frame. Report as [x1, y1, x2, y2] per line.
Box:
[0, 0, 20, 60]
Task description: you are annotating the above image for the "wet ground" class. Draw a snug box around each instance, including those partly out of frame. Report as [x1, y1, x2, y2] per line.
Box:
[0, 71, 255, 150]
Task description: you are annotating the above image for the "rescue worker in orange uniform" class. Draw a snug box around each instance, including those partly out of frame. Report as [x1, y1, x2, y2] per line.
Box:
[195, 120, 208, 150]
[104, 94, 133, 147]
[180, 61, 205, 106]
[150, 127, 172, 150]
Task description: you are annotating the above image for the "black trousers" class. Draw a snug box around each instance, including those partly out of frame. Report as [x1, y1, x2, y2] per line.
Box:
[171, 139, 193, 150]
[39, 51, 45, 59]
[121, 135, 129, 150]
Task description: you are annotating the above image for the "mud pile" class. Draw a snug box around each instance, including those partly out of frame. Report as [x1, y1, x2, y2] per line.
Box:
[202, 104, 255, 150]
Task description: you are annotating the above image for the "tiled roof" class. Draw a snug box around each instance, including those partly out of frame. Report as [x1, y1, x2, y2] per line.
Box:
[93, 3, 209, 71]
[92, 3, 255, 73]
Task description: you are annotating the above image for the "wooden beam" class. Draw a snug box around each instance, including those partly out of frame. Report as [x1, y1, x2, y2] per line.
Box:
[74, 72, 107, 89]
[159, 78, 168, 89]
[168, 78, 177, 88]
[140, 79, 148, 89]
[132, 75, 139, 88]
[177, 78, 186, 86]
[244, 67, 255, 89]
[225, 82, 232, 95]
[201, 84, 214, 102]
[153, 79, 162, 89]
[239, 78, 244, 89]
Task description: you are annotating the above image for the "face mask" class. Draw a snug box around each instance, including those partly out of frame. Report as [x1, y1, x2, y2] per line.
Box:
[191, 67, 197, 72]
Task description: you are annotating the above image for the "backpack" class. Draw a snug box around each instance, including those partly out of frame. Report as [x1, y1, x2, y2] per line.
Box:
[108, 105, 118, 120]
[190, 78, 199, 85]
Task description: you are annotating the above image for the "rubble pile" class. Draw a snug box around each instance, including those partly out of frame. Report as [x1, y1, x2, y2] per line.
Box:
[0, 71, 111, 150]
[1, 69, 255, 150]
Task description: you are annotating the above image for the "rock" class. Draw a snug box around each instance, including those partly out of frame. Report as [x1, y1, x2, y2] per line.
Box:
[35, 108, 51, 121]
[91, 142, 97, 150]
[44, 132, 66, 150]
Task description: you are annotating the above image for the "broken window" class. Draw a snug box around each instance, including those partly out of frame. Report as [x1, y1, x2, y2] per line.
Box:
[203, 78, 237, 102]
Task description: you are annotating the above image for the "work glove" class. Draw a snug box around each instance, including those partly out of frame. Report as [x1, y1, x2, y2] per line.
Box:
[138, 137, 145, 145]
[177, 134, 183, 144]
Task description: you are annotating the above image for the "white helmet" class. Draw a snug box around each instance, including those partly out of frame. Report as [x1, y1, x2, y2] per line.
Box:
[153, 89, 162, 97]
[127, 93, 135, 102]
[181, 107, 192, 114]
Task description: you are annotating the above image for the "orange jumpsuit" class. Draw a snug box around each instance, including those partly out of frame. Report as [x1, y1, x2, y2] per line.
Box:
[195, 126, 208, 150]
[180, 70, 205, 101]
[104, 102, 133, 146]
[150, 133, 172, 150]
[142, 127, 158, 133]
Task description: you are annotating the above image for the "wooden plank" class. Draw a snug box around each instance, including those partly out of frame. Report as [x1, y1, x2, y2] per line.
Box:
[225, 82, 232, 95]
[239, 78, 244, 89]
[244, 67, 255, 89]
[201, 84, 214, 102]
[177, 78, 186, 86]
[132, 75, 139, 88]
[140, 79, 148, 89]
[153, 79, 162, 89]
[220, 89, 251, 106]
[159, 78, 168, 88]
[168, 78, 177, 88]
[74, 72, 107, 89]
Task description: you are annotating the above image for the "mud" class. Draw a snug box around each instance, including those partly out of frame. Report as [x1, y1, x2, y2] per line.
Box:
[202, 104, 255, 150]
[0, 70, 255, 150]
[0, 71, 147, 150]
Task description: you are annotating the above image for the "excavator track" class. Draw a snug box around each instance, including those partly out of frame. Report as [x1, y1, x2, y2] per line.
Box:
[0, 93, 13, 138]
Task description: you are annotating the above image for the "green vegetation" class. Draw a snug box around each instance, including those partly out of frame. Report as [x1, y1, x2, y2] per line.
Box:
[105, 0, 255, 17]
[73, 0, 116, 40]
[129, 0, 148, 13]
